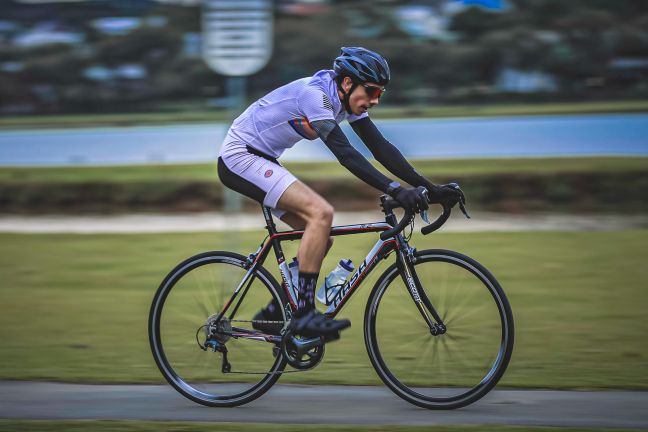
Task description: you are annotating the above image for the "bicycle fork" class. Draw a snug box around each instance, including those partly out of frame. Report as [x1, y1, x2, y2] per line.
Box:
[396, 248, 447, 336]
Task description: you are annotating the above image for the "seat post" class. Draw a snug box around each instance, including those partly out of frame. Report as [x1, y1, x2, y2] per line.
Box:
[262, 205, 278, 235]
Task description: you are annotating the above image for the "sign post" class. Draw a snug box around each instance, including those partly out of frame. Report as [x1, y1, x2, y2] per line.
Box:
[202, 0, 273, 212]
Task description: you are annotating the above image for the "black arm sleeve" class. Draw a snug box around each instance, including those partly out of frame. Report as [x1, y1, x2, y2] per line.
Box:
[351, 117, 428, 187]
[312, 120, 393, 193]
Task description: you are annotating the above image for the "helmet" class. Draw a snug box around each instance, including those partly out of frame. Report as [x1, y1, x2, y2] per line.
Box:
[333, 47, 390, 86]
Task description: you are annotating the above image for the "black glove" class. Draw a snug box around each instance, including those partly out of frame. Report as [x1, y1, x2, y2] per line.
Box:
[390, 186, 429, 212]
[424, 182, 466, 207]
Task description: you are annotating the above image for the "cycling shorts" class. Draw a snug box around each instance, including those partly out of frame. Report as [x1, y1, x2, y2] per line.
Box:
[218, 138, 297, 218]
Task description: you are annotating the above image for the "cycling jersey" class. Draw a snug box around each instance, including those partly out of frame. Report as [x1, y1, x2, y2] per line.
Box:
[218, 69, 429, 215]
[222, 69, 367, 160]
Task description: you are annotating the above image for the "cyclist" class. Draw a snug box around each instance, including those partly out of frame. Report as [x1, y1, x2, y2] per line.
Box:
[218, 47, 462, 340]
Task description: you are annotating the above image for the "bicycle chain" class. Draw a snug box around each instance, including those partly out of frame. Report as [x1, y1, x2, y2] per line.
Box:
[216, 319, 308, 375]
[224, 369, 306, 375]
[229, 319, 284, 324]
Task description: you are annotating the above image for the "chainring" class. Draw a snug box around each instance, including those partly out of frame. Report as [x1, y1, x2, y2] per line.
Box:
[280, 330, 325, 370]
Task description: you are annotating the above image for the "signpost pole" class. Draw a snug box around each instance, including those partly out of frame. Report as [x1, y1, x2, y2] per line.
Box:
[201, 0, 274, 214]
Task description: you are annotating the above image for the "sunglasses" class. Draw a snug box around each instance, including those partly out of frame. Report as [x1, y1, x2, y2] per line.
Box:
[361, 83, 386, 99]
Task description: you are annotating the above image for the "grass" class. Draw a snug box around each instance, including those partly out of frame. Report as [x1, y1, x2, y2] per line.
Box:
[0, 230, 646, 389]
[0, 421, 644, 432]
[2, 156, 647, 214]
[1, 157, 646, 184]
[1, 100, 647, 129]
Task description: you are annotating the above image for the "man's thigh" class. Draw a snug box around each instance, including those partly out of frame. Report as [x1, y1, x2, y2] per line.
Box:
[280, 212, 307, 230]
[277, 181, 332, 222]
[278, 184, 335, 250]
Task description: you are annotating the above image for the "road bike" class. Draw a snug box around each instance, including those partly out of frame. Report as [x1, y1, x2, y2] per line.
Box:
[149, 190, 514, 409]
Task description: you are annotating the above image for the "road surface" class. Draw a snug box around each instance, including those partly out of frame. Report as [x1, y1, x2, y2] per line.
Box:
[1, 381, 647, 428]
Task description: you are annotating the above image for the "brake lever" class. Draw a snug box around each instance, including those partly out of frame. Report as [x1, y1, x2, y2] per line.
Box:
[459, 201, 471, 219]
[418, 187, 431, 224]
[420, 210, 430, 224]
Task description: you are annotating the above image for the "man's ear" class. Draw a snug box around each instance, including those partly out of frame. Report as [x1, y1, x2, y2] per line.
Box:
[342, 76, 354, 92]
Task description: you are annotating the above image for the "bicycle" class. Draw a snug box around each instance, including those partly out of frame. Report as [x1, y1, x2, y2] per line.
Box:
[148, 187, 514, 409]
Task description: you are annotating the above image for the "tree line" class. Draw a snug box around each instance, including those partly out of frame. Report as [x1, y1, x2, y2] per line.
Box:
[1, 0, 647, 114]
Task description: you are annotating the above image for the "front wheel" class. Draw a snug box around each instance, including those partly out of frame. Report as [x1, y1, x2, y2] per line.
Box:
[365, 249, 514, 409]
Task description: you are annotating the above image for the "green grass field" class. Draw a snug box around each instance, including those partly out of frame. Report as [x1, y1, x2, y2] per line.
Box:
[0, 230, 646, 389]
[1, 100, 647, 129]
[1, 157, 646, 184]
[0, 421, 643, 432]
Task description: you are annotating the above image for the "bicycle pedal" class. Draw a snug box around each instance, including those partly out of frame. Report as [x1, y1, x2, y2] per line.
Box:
[322, 331, 341, 343]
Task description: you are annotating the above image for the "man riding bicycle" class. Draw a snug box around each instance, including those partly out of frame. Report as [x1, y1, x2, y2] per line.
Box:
[217, 47, 463, 341]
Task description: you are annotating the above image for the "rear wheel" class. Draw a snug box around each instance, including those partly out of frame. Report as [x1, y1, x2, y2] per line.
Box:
[149, 251, 287, 407]
[365, 249, 514, 409]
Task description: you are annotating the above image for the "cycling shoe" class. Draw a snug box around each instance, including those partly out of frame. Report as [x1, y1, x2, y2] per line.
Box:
[289, 309, 351, 341]
[252, 300, 284, 335]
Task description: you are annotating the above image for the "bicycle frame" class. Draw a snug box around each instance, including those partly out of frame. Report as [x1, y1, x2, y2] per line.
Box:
[216, 204, 444, 340]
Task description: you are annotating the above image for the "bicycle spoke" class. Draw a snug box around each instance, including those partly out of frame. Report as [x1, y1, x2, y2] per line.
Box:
[175, 310, 204, 327]
[414, 335, 436, 371]
[192, 270, 215, 314]
[367, 250, 513, 408]
[191, 294, 212, 319]
[151, 252, 286, 406]
[442, 336, 473, 370]
[444, 329, 470, 342]
[208, 264, 226, 310]
[433, 336, 446, 381]
[445, 300, 491, 327]
[394, 331, 428, 351]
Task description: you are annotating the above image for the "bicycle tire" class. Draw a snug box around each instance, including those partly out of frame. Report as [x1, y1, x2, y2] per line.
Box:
[149, 251, 288, 407]
[364, 249, 514, 409]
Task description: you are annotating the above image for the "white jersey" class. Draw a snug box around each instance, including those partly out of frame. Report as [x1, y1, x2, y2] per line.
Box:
[222, 69, 368, 159]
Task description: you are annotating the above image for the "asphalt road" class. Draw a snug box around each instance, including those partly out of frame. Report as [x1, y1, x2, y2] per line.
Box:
[1, 381, 647, 428]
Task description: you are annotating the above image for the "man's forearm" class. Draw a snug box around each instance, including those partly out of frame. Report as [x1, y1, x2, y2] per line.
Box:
[351, 117, 429, 187]
[311, 120, 392, 192]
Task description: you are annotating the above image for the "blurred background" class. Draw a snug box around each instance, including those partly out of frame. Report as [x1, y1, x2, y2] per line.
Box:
[0, 0, 647, 429]
[2, 0, 648, 114]
[0, 0, 647, 213]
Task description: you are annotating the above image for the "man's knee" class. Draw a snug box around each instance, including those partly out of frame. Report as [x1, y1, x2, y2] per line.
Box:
[277, 182, 334, 226]
[304, 198, 334, 227]
[320, 202, 334, 225]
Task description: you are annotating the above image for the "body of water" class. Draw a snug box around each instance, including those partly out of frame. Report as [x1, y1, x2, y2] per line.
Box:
[1, 114, 647, 166]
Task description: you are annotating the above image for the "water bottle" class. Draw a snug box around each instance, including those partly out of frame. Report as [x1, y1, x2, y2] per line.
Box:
[288, 257, 299, 299]
[316, 259, 354, 306]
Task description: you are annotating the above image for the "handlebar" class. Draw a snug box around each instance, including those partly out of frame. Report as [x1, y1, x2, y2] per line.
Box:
[379, 182, 470, 240]
[379, 198, 454, 241]
[421, 205, 452, 235]
[379, 207, 414, 240]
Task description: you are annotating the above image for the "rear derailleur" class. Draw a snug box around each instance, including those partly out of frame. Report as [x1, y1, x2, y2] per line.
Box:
[201, 313, 232, 373]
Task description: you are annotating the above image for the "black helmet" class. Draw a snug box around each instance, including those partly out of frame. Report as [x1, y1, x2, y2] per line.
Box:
[334, 46, 390, 86]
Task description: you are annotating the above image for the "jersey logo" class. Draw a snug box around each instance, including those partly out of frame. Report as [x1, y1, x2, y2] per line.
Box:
[322, 94, 333, 112]
[288, 117, 318, 140]
[264, 169, 273, 178]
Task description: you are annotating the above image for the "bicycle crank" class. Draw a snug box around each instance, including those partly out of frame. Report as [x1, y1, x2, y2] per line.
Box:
[280, 330, 325, 370]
